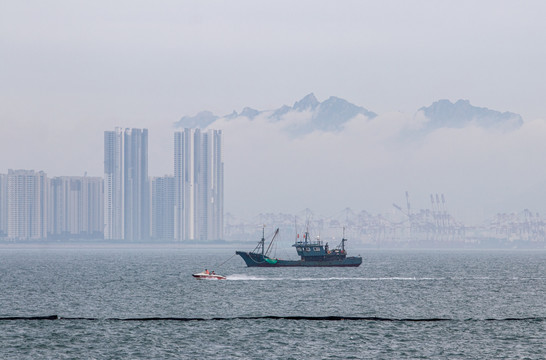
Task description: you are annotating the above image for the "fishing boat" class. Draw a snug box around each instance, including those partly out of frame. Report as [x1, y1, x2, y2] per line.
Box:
[236, 227, 362, 267]
[192, 271, 226, 280]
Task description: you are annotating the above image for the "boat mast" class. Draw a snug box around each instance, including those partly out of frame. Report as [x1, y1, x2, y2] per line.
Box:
[265, 228, 280, 256]
[261, 225, 265, 256]
[294, 217, 298, 245]
[341, 226, 346, 252]
[305, 222, 309, 246]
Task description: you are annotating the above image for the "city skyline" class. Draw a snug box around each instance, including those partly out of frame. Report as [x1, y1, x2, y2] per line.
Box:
[0, 127, 225, 241]
[0, 145, 544, 245]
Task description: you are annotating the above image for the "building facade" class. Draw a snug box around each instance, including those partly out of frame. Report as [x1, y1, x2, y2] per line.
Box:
[104, 127, 149, 240]
[48, 176, 103, 239]
[0, 174, 7, 237]
[174, 129, 223, 241]
[7, 169, 48, 240]
[151, 175, 175, 240]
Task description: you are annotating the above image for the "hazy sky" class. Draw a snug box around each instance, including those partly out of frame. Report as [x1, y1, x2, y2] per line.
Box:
[1, 1, 546, 222]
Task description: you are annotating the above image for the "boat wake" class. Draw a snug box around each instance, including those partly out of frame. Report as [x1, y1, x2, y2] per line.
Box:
[226, 274, 274, 281]
[226, 274, 443, 281]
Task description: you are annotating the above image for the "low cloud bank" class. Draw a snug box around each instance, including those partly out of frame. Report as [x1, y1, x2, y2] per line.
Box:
[209, 110, 546, 223]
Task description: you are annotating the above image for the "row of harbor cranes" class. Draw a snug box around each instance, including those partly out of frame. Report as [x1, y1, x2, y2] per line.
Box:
[225, 193, 467, 244]
[390, 192, 466, 243]
[487, 209, 546, 242]
[224, 193, 546, 245]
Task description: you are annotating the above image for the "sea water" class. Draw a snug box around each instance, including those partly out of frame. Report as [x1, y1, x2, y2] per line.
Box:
[1, 246, 545, 359]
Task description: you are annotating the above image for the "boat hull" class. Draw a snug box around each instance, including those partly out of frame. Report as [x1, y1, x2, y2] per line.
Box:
[236, 251, 362, 267]
[192, 273, 226, 280]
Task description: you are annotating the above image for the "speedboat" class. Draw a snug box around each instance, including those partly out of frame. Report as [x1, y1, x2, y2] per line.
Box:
[192, 271, 226, 280]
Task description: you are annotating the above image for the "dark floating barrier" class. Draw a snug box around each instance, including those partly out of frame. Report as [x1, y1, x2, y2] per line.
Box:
[0, 315, 544, 322]
[0, 315, 60, 320]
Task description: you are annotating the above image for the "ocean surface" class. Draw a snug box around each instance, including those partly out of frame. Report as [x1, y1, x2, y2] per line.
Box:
[1, 245, 545, 359]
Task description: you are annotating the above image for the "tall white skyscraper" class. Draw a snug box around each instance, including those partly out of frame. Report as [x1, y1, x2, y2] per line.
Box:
[174, 129, 223, 241]
[7, 169, 48, 240]
[104, 127, 149, 240]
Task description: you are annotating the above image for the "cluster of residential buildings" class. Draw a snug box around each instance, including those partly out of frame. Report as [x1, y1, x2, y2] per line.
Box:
[0, 128, 224, 242]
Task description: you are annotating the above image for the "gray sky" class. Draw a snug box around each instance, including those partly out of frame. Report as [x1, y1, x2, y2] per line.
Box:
[1, 1, 546, 222]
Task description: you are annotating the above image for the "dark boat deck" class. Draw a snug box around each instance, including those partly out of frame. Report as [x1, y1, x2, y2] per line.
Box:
[236, 251, 362, 267]
[236, 227, 362, 267]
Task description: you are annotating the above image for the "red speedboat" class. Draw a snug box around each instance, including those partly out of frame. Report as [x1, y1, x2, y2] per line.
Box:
[192, 271, 226, 280]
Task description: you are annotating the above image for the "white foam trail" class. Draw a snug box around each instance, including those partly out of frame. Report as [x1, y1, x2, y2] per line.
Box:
[292, 277, 441, 281]
[225, 274, 443, 281]
[226, 274, 277, 281]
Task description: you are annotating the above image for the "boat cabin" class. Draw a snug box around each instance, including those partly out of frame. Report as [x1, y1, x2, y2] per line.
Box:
[293, 234, 347, 261]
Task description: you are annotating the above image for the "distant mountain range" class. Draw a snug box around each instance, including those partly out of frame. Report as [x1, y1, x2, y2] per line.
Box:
[174, 93, 376, 135]
[174, 94, 523, 135]
[418, 99, 523, 131]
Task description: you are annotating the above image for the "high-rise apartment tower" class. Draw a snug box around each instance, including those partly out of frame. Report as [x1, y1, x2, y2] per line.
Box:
[104, 128, 149, 240]
[174, 129, 223, 241]
[7, 169, 48, 240]
[49, 176, 103, 239]
[0, 174, 7, 237]
[151, 175, 175, 240]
